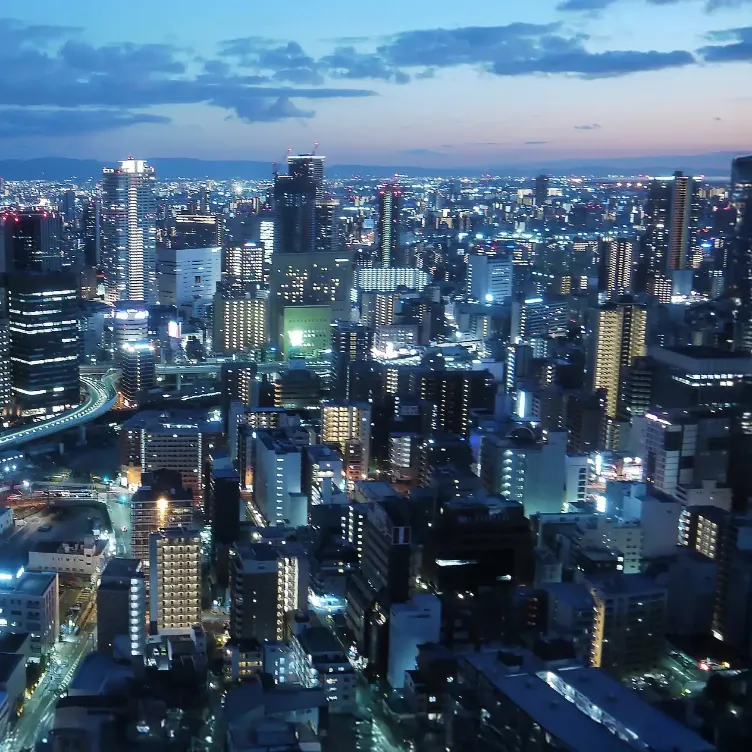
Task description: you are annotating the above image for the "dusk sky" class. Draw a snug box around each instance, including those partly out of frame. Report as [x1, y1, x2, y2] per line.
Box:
[2, 0, 751, 167]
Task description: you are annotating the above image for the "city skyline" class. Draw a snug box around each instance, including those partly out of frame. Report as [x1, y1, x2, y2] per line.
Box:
[1, 0, 751, 168]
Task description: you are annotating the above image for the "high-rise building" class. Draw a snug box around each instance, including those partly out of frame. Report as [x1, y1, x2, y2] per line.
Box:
[321, 402, 372, 488]
[254, 430, 305, 527]
[644, 171, 699, 300]
[466, 254, 514, 304]
[156, 245, 221, 308]
[212, 281, 268, 353]
[130, 471, 195, 566]
[273, 173, 317, 255]
[727, 155, 752, 350]
[101, 159, 157, 304]
[149, 527, 202, 632]
[534, 174, 549, 206]
[376, 183, 402, 266]
[602, 238, 634, 296]
[96, 558, 146, 657]
[590, 301, 647, 419]
[588, 574, 667, 676]
[81, 199, 101, 268]
[225, 242, 265, 283]
[287, 154, 325, 200]
[510, 298, 569, 342]
[229, 539, 307, 642]
[168, 213, 223, 249]
[8, 271, 80, 418]
[331, 321, 374, 398]
[120, 341, 156, 404]
[0, 210, 63, 272]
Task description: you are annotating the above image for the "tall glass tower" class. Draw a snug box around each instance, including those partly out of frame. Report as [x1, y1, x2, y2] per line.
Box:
[101, 159, 157, 304]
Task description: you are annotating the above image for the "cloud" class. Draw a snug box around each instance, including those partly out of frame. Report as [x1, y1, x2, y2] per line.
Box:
[699, 26, 752, 61]
[525, 140, 550, 144]
[374, 24, 695, 78]
[574, 123, 602, 130]
[0, 18, 376, 136]
[0, 108, 170, 138]
[559, 0, 752, 13]
[714, 116, 723, 120]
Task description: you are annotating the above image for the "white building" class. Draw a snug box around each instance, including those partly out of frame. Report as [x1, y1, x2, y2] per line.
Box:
[388, 594, 441, 690]
[0, 507, 14, 536]
[354, 267, 430, 295]
[27, 539, 108, 581]
[157, 245, 222, 309]
[621, 486, 684, 559]
[564, 454, 589, 509]
[101, 159, 157, 304]
[255, 432, 305, 527]
[511, 298, 569, 342]
[149, 527, 202, 632]
[291, 627, 356, 713]
[466, 254, 513, 304]
[0, 569, 59, 660]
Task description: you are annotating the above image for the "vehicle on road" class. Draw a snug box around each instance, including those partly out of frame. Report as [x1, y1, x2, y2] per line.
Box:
[121, 525, 128, 532]
[38, 524, 52, 532]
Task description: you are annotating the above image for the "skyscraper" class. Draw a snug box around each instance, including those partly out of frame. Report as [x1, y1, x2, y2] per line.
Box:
[81, 199, 101, 268]
[273, 173, 317, 255]
[644, 171, 699, 300]
[212, 281, 268, 353]
[602, 238, 634, 296]
[0, 210, 62, 272]
[331, 321, 374, 398]
[727, 155, 752, 350]
[149, 527, 202, 632]
[287, 154, 325, 200]
[534, 174, 549, 206]
[101, 159, 157, 304]
[8, 271, 80, 417]
[376, 183, 402, 266]
[590, 301, 648, 420]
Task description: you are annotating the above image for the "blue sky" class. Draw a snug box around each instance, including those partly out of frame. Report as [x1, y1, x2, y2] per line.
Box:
[1, 0, 751, 166]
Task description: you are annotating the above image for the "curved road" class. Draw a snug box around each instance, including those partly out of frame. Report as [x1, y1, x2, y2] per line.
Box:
[0, 372, 118, 450]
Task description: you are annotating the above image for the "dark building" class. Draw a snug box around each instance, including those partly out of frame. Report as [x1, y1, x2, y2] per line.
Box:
[1, 210, 62, 272]
[205, 451, 241, 548]
[376, 183, 402, 266]
[96, 558, 146, 656]
[422, 497, 534, 593]
[273, 174, 317, 255]
[166, 213, 224, 249]
[8, 271, 80, 417]
[534, 174, 549, 207]
[331, 321, 374, 398]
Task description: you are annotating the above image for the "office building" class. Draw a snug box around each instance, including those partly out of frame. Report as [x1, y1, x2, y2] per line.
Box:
[602, 238, 633, 296]
[588, 574, 666, 676]
[0, 210, 62, 272]
[255, 431, 305, 527]
[0, 569, 58, 659]
[225, 242, 266, 283]
[287, 153, 325, 199]
[101, 159, 157, 304]
[534, 174, 549, 206]
[283, 304, 337, 358]
[331, 321, 374, 398]
[644, 409, 733, 505]
[120, 341, 156, 404]
[376, 183, 402, 266]
[590, 301, 647, 419]
[388, 595, 441, 690]
[274, 173, 317, 255]
[466, 253, 514, 304]
[321, 402, 371, 488]
[229, 539, 307, 642]
[149, 527, 201, 632]
[110, 303, 149, 362]
[480, 429, 567, 516]
[121, 410, 223, 496]
[81, 199, 100, 267]
[130, 471, 195, 565]
[156, 245, 221, 308]
[644, 171, 699, 300]
[168, 213, 223, 249]
[511, 298, 569, 342]
[204, 451, 241, 548]
[291, 627, 356, 713]
[97, 558, 146, 656]
[212, 281, 268, 353]
[8, 271, 80, 417]
[354, 266, 431, 294]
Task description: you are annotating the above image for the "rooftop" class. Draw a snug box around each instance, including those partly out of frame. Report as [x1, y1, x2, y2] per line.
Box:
[545, 582, 596, 611]
[297, 627, 348, 658]
[101, 558, 143, 580]
[0, 571, 56, 596]
[587, 573, 666, 596]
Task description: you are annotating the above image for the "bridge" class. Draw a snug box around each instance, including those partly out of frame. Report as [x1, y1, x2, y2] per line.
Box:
[0, 371, 119, 450]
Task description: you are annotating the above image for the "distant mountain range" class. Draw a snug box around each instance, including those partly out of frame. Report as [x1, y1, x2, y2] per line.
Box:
[0, 151, 748, 182]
